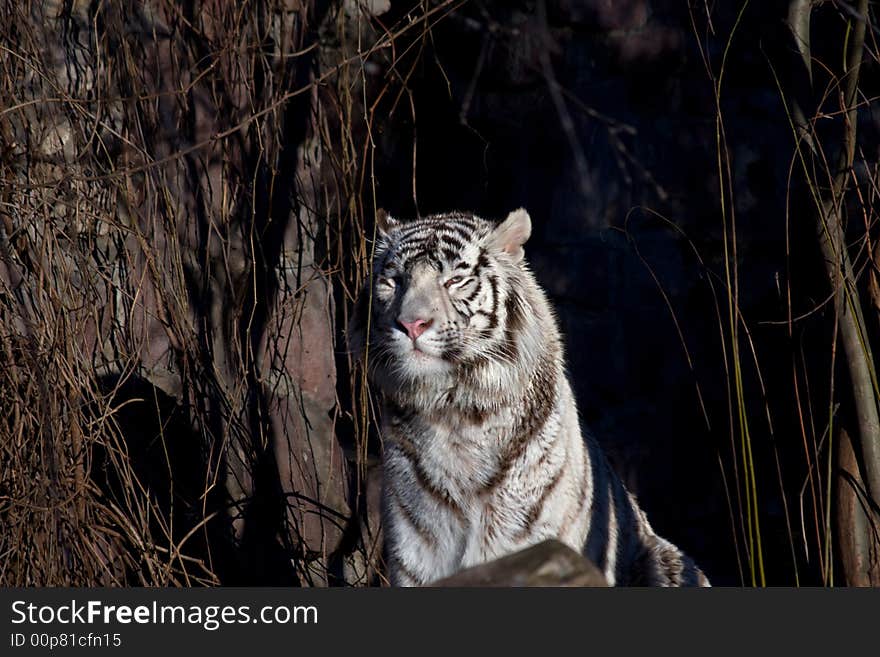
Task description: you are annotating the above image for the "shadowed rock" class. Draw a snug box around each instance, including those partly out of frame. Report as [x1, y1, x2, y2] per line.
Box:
[430, 540, 608, 587]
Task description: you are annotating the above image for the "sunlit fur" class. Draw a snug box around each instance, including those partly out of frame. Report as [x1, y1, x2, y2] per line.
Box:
[349, 209, 709, 587]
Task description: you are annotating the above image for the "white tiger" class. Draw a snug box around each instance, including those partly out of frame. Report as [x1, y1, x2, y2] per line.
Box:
[349, 208, 709, 586]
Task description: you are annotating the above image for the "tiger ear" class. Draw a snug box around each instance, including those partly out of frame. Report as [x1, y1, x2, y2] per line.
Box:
[376, 208, 401, 237]
[490, 208, 531, 262]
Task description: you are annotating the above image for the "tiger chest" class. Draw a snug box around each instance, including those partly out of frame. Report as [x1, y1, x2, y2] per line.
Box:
[418, 415, 508, 495]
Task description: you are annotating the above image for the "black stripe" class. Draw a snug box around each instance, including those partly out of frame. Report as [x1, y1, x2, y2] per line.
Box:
[609, 482, 640, 585]
[487, 275, 498, 308]
[486, 275, 499, 329]
[472, 310, 498, 331]
[386, 399, 418, 424]
[397, 237, 433, 252]
[561, 444, 591, 536]
[481, 356, 558, 493]
[456, 302, 474, 319]
[441, 247, 458, 262]
[476, 249, 490, 271]
[397, 232, 433, 250]
[388, 552, 421, 585]
[402, 250, 442, 268]
[390, 486, 436, 547]
[496, 332, 518, 363]
[495, 290, 524, 363]
[460, 404, 490, 425]
[446, 214, 478, 229]
[516, 465, 565, 539]
[439, 223, 475, 243]
[465, 281, 483, 303]
[584, 447, 612, 573]
[439, 233, 466, 251]
[482, 501, 501, 545]
[389, 438, 465, 520]
[505, 289, 525, 334]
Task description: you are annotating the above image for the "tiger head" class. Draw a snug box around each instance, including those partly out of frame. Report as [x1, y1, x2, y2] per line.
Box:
[350, 209, 534, 389]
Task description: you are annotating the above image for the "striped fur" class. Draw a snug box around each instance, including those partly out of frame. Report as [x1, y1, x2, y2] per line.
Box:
[349, 209, 709, 587]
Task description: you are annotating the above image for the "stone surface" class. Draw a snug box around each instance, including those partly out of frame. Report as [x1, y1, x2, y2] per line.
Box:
[431, 540, 608, 587]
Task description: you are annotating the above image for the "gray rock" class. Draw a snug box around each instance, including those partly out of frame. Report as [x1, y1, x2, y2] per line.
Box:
[430, 540, 608, 587]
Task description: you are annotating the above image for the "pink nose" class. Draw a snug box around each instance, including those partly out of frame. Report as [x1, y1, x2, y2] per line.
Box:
[398, 318, 433, 340]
